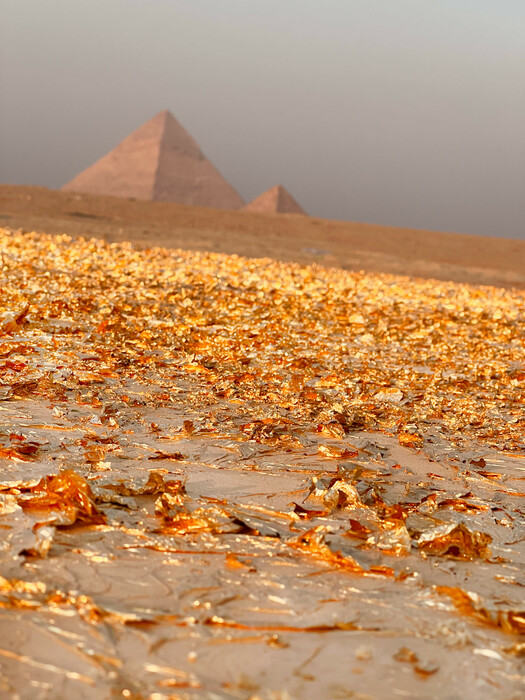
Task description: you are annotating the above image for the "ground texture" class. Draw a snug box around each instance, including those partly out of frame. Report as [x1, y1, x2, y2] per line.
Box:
[0, 228, 523, 699]
[2, 184, 524, 289]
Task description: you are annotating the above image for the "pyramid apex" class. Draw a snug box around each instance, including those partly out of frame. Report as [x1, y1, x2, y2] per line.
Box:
[143, 109, 174, 131]
[152, 109, 174, 122]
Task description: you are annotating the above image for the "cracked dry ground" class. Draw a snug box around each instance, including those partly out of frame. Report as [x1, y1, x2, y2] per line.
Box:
[0, 228, 523, 700]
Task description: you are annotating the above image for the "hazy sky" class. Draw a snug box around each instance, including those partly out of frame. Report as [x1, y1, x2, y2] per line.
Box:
[1, 1, 524, 238]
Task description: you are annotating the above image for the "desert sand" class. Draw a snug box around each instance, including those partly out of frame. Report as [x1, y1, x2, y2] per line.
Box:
[1, 184, 524, 289]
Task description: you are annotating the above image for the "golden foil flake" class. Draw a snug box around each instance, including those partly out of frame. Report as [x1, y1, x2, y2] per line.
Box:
[16, 470, 106, 527]
[393, 647, 439, 676]
[398, 432, 424, 449]
[102, 471, 184, 498]
[0, 440, 39, 461]
[288, 526, 395, 577]
[317, 443, 359, 459]
[367, 519, 412, 557]
[0, 303, 30, 335]
[315, 421, 346, 439]
[21, 523, 56, 558]
[417, 522, 492, 560]
[0, 575, 47, 596]
[305, 476, 363, 510]
[436, 586, 525, 635]
[155, 501, 248, 536]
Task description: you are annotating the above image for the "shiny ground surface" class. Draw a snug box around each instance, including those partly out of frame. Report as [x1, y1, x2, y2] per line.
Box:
[0, 229, 523, 699]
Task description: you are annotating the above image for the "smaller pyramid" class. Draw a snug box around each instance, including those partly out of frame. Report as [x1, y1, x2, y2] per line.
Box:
[243, 185, 306, 215]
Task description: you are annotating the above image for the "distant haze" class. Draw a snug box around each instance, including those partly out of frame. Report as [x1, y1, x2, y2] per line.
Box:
[1, 0, 524, 239]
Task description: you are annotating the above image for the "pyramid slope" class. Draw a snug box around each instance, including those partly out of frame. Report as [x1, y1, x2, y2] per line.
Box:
[63, 110, 244, 209]
[152, 113, 244, 208]
[244, 185, 306, 215]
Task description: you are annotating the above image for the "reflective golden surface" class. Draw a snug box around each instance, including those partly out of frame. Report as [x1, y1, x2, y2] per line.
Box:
[0, 229, 523, 699]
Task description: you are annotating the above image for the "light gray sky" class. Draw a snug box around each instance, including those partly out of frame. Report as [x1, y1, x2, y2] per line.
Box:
[1, 0, 524, 238]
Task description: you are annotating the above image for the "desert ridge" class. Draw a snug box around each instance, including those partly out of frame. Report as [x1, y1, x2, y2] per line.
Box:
[244, 184, 306, 215]
[1, 184, 524, 289]
[62, 110, 244, 209]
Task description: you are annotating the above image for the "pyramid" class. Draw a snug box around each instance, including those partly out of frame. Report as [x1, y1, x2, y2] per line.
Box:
[62, 110, 244, 209]
[243, 185, 306, 215]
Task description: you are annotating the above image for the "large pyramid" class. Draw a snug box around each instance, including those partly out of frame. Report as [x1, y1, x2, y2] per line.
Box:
[243, 185, 306, 215]
[62, 110, 244, 209]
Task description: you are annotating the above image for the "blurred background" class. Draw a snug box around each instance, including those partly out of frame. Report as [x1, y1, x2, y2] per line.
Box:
[1, 0, 524, 238]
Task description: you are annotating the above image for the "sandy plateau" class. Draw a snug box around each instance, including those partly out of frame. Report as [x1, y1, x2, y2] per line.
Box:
[0, 212, 523, 699]
[1, 184, 525, 289]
